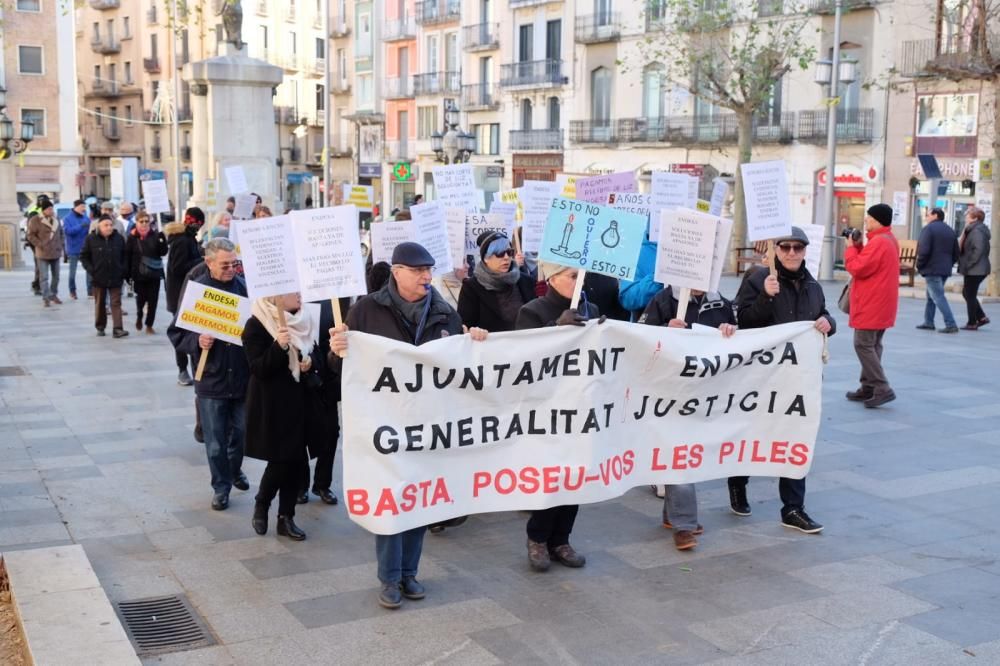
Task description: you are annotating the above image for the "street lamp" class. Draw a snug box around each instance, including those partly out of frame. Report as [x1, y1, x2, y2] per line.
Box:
[432, 100, 473, 164]
[0, 87, 35, 160]
[813, 0, 859, 281]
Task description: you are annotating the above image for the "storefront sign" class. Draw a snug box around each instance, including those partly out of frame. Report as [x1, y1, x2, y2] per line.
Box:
[909, 158, 978, 180]
[512, 154, 563, 169]
[816, 165, 867, 188]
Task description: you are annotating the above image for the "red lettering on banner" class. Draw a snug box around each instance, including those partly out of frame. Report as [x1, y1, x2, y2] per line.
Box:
[771, 441, 788, 464]
[519, 467, 541, 493]
[347, 489, 369, 515]
[672, 446, 690, 470]
[689, 444, 703, 468]
[623, 450, 635, 474]
[543, 466, 560, 493]
[751, 440, 767, 463]
[374, 489, 399, 516]
[351, 478, 452, 516]
[719, 441, 735, 464]
[496, 469, 517, 495]
[472, 472, 491, 498]
[789, 443, 810, 465]
[651, 447, 668, 471]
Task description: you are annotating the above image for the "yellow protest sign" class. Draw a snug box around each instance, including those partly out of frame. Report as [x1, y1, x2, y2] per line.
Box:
[176, 283, 251, 345]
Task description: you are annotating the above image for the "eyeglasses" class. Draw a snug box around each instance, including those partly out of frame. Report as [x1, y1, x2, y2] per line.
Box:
[397, 265, 433, 275]
[492, 249, 515, 259]
[776, 243, 807, 254]
[215, 262, 238, 270]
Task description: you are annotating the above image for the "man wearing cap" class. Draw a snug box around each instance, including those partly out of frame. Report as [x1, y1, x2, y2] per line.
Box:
[90, 202, 126, 237]
[731, 225, 834, 535]
[26, 201, 65, 307]
[915, 207, 960, 334]
[844, 204, 901, 409]
[329, 242, 488, 610]
[64, 200, 92, 300]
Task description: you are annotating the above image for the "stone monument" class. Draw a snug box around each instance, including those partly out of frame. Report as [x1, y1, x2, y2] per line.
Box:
[183, 1, 282, 212]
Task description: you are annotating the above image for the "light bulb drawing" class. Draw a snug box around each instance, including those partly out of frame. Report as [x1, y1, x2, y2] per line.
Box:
[549, 212, 583, 259]
[601, 220, 621, 248]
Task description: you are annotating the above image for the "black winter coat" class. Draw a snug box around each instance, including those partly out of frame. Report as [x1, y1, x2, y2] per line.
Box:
[515, 287, 600, 330]
[242, 316, 308, 463]
[584, 273, 630, 322]
[917, 219, 960, 277]
[166, 274, 250, 399]
[124, 230, 168, 283]
[305, 298, 351, 458]
[80, 231, 127, 288]
[736, 265, 836, 334]
[457, 273, 536, 332]
[641, 286, 736, 328]
[166, 224, 203, 313]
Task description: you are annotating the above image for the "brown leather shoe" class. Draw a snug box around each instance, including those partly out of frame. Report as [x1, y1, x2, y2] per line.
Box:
[50, 295, 63, 304]
[674, 530, 698, 551]
[526, 539, 551, 571]
[662, 519, 703, 535]
[549, 543, 586, 568]
[145, 326, 155, 335]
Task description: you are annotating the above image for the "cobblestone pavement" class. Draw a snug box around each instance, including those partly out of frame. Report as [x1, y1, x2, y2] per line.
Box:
[1, 261, 999, 665]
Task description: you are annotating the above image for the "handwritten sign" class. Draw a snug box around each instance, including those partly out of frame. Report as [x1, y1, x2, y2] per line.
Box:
[608, 192, 653, 234]
[654, 209, 719, 291]
[741, 161, 793, 241]
[445, 208, 468, 272]
[891, 191, 908, 226]
[575, 172, 638, 205]
[177, 282, 251, 346]
[370, 221, 417, 266]
[224, 165, 249, 195]
[231, 216, 299, 299]
[142, 179, 170, 215]
[650, 171, 697, 241]
[465, 213, 513, 255]
[709, 179, 729, 217]
[410, 200, 454, 276]
[520, 180, 559, 253]
[289, 205, 367, 301]
[489, 201, 518, 229]
[432, 164, 479, 214]
[801, 224, 825, 278]
[539, 198, 646, 280]
[343, 184, 375, 212]
[233, 193, 257, 220]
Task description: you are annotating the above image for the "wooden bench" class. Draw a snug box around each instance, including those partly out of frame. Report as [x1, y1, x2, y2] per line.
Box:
[0, 223, 15, 270]
[733, 241, 769, 275]
[898, 239, 918, 287]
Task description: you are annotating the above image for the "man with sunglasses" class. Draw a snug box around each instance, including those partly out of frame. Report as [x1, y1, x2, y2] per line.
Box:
[731, 226, 834, 534]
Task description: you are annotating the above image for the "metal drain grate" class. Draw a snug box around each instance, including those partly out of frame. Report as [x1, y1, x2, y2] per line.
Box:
[0, 366, 26, 377]
[114, 594, 216, 657]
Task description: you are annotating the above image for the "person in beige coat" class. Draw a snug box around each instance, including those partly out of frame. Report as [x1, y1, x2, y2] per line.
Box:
[26, 201, 65, 307]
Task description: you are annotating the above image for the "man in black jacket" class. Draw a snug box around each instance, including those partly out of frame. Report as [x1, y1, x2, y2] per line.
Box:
[168, 238, 250, 511]
[730, 226, 835, 535]
[916, 208, 960, 333]
[80, 216, 128, 337]
[166, 207, 206, 385]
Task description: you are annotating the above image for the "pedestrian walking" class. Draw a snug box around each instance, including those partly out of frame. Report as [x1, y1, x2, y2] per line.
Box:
[457, 231, 534, 332]
[915, 207, 960, 333]
[640, 285, 737, 550]
[80, 215, 128, 338]
[731, 226, 834, 534]
[63, 200, 91, 300]
[24, 195, 51, 296]
[167, 238, 251, 510]
[125, 212, 168, 334]
[26, 200, 65, 307]
[958, 206, 991, 330]
[244, 292, 318, 541]
[328, 242, 488, 610]
[166, 208, 206, 386]
[515, 261, 599, 571]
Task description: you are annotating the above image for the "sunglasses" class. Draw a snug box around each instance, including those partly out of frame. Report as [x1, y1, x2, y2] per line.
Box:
[776, 243, 807, 254]
[215, 262, 239, 270]
[492, 249, 515, 259]
[698, 300, 729, 313]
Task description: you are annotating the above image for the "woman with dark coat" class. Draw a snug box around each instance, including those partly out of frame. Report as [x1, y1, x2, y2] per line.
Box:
[457, 231, 535, 332]
[243, 292, 319, 541]
[958, 206, 992, 330]
[124, 211, 168, 334]
[515, 261, 600, 572]
[165, 207, 205, 385]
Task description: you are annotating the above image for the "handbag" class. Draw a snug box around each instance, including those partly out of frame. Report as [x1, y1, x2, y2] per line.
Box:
[837, 280, 851, 314]
[138, 256, 164, 281]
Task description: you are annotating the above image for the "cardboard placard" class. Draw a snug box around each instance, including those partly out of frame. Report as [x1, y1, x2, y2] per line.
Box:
[225, 165, 249, 194]
[575, 172, 638, 205]
[488, 202, 518, 229]
[465, 213, 514, 255]
[343, 184, 375, 212]
[555, 173, 579, 199]
[370, 221, 417, 266]
[289, 205, 367, 301]
[650, 171, 697, 241]
[654, 208, 720, 291]
[176, 282, 251, 345]
[709, 179, 729, 216]
[445, 207, 468, 272]
[520, 180, 559, 254]
[410, 200, 454, 276]
[741, 160, 793, 242]
[232, 193, 257, 220]
[539, 197, 646, 281]
[800, 224, 825, 278]
[432, 164, 479, 214]
[891, 191, 909, 226]
[231, 215, 299, 299]
[142, 179, 170, 215]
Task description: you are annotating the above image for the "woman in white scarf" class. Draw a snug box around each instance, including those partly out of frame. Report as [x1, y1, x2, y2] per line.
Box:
[243, 292, 319, 541]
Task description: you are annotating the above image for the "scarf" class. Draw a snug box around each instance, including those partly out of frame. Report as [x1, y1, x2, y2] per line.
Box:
[387, 277, 432, 342]
[474, 260, 521, 291]
[250, 298, 318, 382]
[775, 257, 808, 283]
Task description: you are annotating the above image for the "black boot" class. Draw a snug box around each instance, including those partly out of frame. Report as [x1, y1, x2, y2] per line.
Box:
[252, 502, 268, 535]
[277, 515, 306, 541]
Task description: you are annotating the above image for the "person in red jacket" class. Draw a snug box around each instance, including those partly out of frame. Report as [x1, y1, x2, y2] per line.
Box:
[844, 203, 900, 408]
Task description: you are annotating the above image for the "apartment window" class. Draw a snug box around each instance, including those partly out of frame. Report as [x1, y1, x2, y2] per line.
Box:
[520, 99, 532, 130]
[109, 63, 117, 83]
[123, 16, 131, 38]
[106, 19, 115, 41]
[337, 49, 347, 81]
[260, 25, 269, 48]
[21, 109, 45, 137]
[215, 24, 223, 44]
[289, 31, 297, 55]
[591, 68, 611, 124]
[124, 61, 133, 84]
[18, 46, 43, 74]
[125, 105, 133, 126]
[315, 84, 325, 111]
[474, 123, 500, 155]
[94, 64, 102, 81]
[93, 22, 100, 41]
[315, 37, 325, 59]
[643, 63, 665, 119]
[357, 74, 373, 109]
[150, 33, 158, 59]
[95, 107, 103, 127]
[445, 33, 458, 72]
[548, 96, 561, 129]
[16, 0, 41, 12]
[518, 25, 533, 61]
[154, 131, 161, 148]
[181, 29, 190, 64]
[546, 20, 561, 60]
[426, 35, 439, 72]
[418, 106, 438, 139]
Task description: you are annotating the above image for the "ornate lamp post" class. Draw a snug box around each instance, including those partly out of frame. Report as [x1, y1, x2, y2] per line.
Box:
[0, 87, 35, 160]
[0, 85, 35, 267]
[431, 100, 474, 164]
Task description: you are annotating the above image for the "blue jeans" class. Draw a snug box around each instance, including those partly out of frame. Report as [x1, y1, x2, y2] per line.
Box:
[197, 397, 245, 494]
[67, 255, 80, 295]
[38, 258, 59, 299]
[662, 484, 698, 531]
[923, 275, 957, 328]
[375, 526, 426, 584]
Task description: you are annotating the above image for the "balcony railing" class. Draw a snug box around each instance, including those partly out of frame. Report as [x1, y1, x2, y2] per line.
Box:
[151, 146, 162, 161]
[604, 114, 795, 144]
[463, 23, 499, 51]
[797, 108, 874, 143]
[180, 146, 192, 161]
[384, 77, 414, 99]
[146, 6, 157, 23]
[413, 71, 461, 96]
[500, 59, 564, 88]
[509, 0, 562, 7]
[386, 140, 415, 162]
[282, 55, 300, 72]
[89, 0, 120, 9]
[899, 33, 1000, 78]
[91, 79, 121, 97]
[415, 0, 461, 25]
[143, 57, 160, 73]
[177, 108, 192, 122]
[799, 0, 878, 14]
[509, 129, 563, 151]
[102, 125, 121, 141]
[274, 106, 300, 124]
[383, 16, 417, 42]
[461, 83, 499, 111]
[308, 57, 325, 77]
[90, 38, 121, 54]
[330, 145, 353, 158]
[331, 18, 351, 38]
[575, 13, 621, 43]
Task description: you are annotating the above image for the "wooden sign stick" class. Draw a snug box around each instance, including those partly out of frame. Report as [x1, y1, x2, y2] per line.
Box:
[569, 269, 587, 310]
[331, 298, 344, 327]
[195, 348, 209, 382]
[767, 240, 777, 278]
[512, 226, 522, 256]
[675, 287, 692, 324]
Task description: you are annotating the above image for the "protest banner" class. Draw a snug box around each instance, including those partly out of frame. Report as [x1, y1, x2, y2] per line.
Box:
[410, 200, 454, 276]
[445, 207, 467, 272]
[289, 206, 367, 316]
[650, 171, 697, 241]
[539, 198, 646, 308]
[520, 181, 559, 254]
[432, 164, 479, 213]
[466, 213, 514, 255]
[800, 224, 825, 278]
[654, 209, 720, 318]
[231, 215, 299, 299]
[224, 165, 249, 194]
[370, 221, 417, 265]
[232, 193, 257, 220]
[343, 184, 375, 212]
[142, 179, 170, 215]
[341, 319, 824, 534]
[176, 282, 252, 380]
[575, 172, 638, 205]
[709, 179, 729, 216]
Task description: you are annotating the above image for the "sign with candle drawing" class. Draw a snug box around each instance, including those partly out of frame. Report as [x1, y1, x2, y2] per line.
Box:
[538, 197, 646, 280]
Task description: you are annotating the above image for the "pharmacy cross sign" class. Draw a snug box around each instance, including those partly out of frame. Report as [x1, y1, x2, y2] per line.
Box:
[393, 162, 412, 181]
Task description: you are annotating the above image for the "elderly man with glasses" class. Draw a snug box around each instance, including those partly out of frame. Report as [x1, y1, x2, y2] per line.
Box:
[730, 226, 835, 535]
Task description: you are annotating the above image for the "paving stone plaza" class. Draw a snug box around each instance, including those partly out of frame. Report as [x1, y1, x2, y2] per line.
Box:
[1, 262, 999, 665]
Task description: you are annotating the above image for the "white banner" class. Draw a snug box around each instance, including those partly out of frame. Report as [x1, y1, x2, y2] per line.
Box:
[342, 320, 824, 534]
